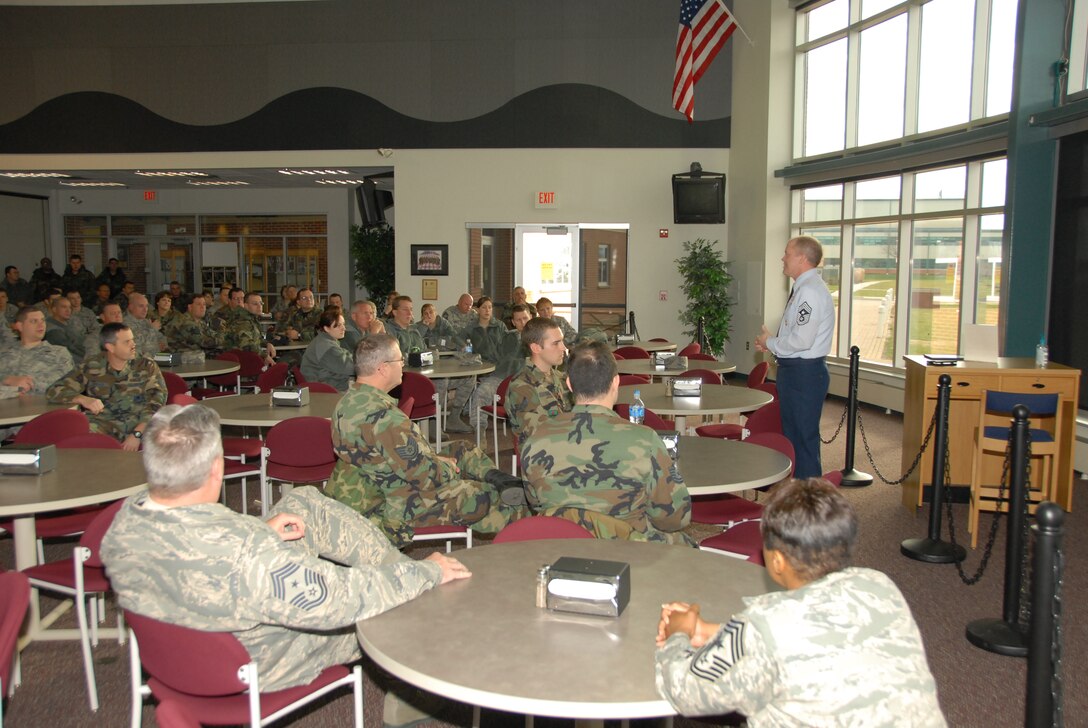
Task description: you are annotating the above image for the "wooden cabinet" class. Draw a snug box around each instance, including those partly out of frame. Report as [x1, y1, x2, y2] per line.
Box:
[901, 356, 1080, 511]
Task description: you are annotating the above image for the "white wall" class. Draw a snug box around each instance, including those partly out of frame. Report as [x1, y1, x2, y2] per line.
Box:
[0, 193, 49, 283]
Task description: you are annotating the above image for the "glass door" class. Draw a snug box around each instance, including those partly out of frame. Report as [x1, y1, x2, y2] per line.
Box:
[515, 224, 579, 321]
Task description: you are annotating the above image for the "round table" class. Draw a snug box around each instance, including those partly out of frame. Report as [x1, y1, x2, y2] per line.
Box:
[676, 436, 792, 495]
[617, 383, 773, 431]
[200, 391, 344, 427]
[615, 359, 736, 379]
[160, 360, 241, 379]
[612, 340, 676, 353]
[0, 395, 69, 427]
[272, 342, 308, 352]
[405, 359, 496, 380]
[357, 538, 777, 720]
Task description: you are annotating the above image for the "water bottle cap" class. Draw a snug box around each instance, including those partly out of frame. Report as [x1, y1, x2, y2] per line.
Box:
[634, 389, 640, 397]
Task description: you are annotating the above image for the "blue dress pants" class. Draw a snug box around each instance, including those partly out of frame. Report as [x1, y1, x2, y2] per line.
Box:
[774, 357, 828, 479]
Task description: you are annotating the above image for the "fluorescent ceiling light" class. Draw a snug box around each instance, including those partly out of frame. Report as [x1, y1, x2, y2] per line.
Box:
[0, 172, 72, 178]
[135, 171, 210, 177]
[278, 169, 352, 176]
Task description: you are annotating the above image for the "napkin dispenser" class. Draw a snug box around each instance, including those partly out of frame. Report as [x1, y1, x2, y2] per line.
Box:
[545, 557, 630, 617]
[408, 350, 434, 368]
[271, 386, 310, 407]
[0, 444, 57, 475]
[615, 334, 635, 345]
[154, 352, 182, 367]
[655, 430, 680, 460]
[669, 377, 702, 397]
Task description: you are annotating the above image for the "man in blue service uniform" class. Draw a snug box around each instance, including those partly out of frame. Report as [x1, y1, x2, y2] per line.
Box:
[755, 236, 834, 478]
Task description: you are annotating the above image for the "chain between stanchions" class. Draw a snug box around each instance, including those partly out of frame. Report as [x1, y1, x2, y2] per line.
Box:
[820, 403, 848, 444]
[1051, 547, 1065, 728]
[856, 403, 937, 486]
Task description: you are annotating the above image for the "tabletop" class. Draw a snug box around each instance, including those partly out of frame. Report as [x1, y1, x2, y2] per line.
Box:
[201, 391, 344, 427]
[676, 436, 792, 495]
[160, 360, 241, 379]
[615, 359, 737, 379]
[0, 395, 68, 427]
[617, 383, 772, 418]
[357, 538, 777, 720]
[612, 340, 676, 353]
[405, 359, 496, 380]
[273, 342, 309, 351]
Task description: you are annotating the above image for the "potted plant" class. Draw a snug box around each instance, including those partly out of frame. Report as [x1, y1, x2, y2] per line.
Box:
[675, 238, 733, 357]
[349, 223, 395, 305]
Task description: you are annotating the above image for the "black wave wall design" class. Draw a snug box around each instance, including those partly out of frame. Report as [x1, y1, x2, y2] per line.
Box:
[0, 84, 729, 154]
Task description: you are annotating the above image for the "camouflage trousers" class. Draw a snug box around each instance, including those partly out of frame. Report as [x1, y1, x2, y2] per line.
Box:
[543, 506, 697, 547]
[468, 374, 503, 427]
[435, 376, 475, 418]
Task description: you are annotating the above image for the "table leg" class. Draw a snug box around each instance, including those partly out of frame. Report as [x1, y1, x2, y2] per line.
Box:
[12, 515, 42, 640]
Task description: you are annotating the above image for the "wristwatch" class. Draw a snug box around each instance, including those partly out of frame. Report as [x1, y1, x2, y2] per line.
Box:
[133, 430, 143, 440]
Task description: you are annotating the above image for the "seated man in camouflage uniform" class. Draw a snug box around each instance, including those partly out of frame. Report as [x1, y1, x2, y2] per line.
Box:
[0, 307, 74, 398]
[535, 297, 579, 347]
[505, 317, 573, 450]
[225, 291, 277, 366]
[442, 293, 477, 334]
[501, 286, 537, 325]
[44, 294, 86, 362]
[327, 334, 528, 549]
[101, 403, 471, 696]
[83, 301, 125, 360]
[47, 322, 167, 451]
[211, 285, 243, 328]
[521, 340, 693, 545]
[123, 292, 168, 357]
[655, 478, 946, 726]
[385, 295, 425, 355]
[66, 289, 99, 338]
[342, 299, 386, 353]
[277, 287, 321, 344]
[164, 293, 227, 352]
[413, 303, 460, 352]
[0, 290, 17, 327]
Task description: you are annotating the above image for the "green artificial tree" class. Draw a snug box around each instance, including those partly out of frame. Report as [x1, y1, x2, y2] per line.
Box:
[675, 238, 733, 358]
[349, 223, 395, 305]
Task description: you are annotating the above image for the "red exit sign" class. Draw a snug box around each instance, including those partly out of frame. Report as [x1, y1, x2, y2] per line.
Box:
[535, 191, 558, 209]
[143, 190, 158, 203]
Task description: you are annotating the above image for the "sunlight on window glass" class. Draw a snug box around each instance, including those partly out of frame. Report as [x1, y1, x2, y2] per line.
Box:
[806, 0, 848, 42]
[801, 184, 844, 223]
[858, 14, 907, 146]
[986, 0, 1017, 116]
[851, 222, 899, 365]
[855, 177, 901, 219]
[981, 158, 1007, 208]
[975, 214, 1004, 324]
[915, 166, 966, 213]
[908, 217, 964, 356]
[804, 39, 848, 156]
[918, 0, 973, 133]
[801, 226, 843, 357]
[862, 0, 903, 20]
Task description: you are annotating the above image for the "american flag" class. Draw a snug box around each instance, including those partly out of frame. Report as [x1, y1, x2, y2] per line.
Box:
[673, 0, 737, 122]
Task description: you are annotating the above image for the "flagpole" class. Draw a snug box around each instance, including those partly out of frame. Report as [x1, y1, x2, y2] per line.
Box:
[729, 8, 755, 47]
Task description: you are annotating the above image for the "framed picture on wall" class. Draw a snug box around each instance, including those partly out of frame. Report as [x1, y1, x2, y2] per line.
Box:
[411, 244, 449, 276]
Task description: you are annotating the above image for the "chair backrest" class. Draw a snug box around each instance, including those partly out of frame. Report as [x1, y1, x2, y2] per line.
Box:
[162, 371, 190, 400]
[678, 342, 701, 357]
[492, 515, 595, 543]
[399, 371, 437, 419]
[686, 352, 717, 362]
[398, 396, 415, 416]
[495, 374, 514, 405]
[265, 417, 335, 468]
[56, 433, 125, 449]
[256, 363, 289, 393]
[618, 374, 651, 387]
[983, 390, 1060, 418]
[680, 368, 722, 385]
[744, 432, 795, 477]
[752, 381, 777, 400]
[613, 404, 674, 430]
[125, 610, 251, 698]
[290, 365, 307, 384]
[169, 393, 200, 406]
[648, 337, 669, 342]
[206, 352, 241, 387]
[0, 571, 30, 693]
[229, 349, 266, 379]
[613, 346, 650, 360]
[746, 361, 770, 388]
[13, 408, 90, 445]
[305, 381, 340, 394]
[80, 498, 126, 568]
[744, 400, 783, 436]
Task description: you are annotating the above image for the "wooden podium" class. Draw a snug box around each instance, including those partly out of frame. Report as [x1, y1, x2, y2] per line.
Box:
[901, 355, 1080, 511]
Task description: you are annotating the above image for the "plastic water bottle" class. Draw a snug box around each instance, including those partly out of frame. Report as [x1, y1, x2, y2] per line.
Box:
[1036, 338, 1048, 368]
[465, 341, 473, 355]
[629, 390, 646, 425]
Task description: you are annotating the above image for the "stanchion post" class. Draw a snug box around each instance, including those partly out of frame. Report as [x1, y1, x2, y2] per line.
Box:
[901, 373, 966, 563]
[966, 403, 1031, 657]
[840, 345, 873, 487]
[1026, 502, 1064, 728]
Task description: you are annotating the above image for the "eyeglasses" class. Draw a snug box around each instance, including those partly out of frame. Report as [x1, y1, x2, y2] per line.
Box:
[383, 357, 406, 366]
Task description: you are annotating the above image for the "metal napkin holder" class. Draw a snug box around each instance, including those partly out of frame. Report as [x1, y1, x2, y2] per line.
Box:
[615, 334, 636, 345]
[408, 350, 434, 368]
[545, 556, 630, 618]
[271, 386, 310, 407]
[655, 430, 680, 460]
[0, 444, 57, 475]
[154, 352, 182, 367]
[668, 377, 702, 397]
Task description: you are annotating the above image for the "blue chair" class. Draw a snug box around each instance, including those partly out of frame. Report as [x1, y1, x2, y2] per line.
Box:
[968, 390, 1061, 548]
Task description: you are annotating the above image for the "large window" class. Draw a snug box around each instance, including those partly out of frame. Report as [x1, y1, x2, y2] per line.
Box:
[791, 0, 1014, 366]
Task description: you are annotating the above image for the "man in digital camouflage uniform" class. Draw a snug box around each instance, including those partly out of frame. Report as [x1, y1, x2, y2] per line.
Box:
[47, 322, 167, 450]
[505, 316, 573, 450]
[65, 289, 99, 338]
[655, 478, 946, 727]
[164, 293, 227, 352]
[342, 299, 386, 353]
[327, 334, 528, 549]
[82, 301, 124, 360]
[441, 293, 477, 335]
[0, 290, 18, 327]
[385, 295, 425, 354]
[278, 287, 321, 344]
[224, 291, 277, 366]
[521, 340, 693, 544]
[101, 403, 471, 697]
[211, 285, 243, 328]
[44, 295, 86, 362]
[535, 297, 579, 347]
[0, 307, 73, 398]
[123, 292, 168, 357]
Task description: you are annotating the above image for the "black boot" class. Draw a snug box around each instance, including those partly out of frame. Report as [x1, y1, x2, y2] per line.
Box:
[484, 469, 529, 507]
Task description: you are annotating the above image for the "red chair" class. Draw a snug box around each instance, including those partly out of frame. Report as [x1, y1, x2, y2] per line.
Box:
[230, 349, 266, 393]
[613, 346, 650, 360]
[747, 361, 770, 388]
[493, 515, 595, 543]
[12, 408, 89, 445]
[397, 396, 415, 416]
[256, 363, 289, 393]
[699, 520, 765, 565]
[155, 700, 203, 728]
[260, 417, 336, 516]
[22, 499, 126, 711]
[162, 371, 190, 401]
[477, 375, 514, 460]
[680, 368, 722, 385]
[399, 371, 441, 447]
[305, 381, 340, 394]
[0, 571, 30, 719]
[192, 352, 241, 399]
[686, 352, 717, 362]
[125, 610, 363, 728]
[678, 342, 701, 357]
[696, 399, 783, 441]
[56, 433, 124, 449]
[618, 374, 651, 387]
[290, 365, 307, 384]
[648, 337, 670, 342]
[613, 404, 676, 430]
[692, 432, 794, 529]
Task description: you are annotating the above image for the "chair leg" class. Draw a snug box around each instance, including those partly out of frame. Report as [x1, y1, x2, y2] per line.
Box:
[129, 633, 146, 728]
[76, 592, 99, 711]
[352, 665, 364, 728]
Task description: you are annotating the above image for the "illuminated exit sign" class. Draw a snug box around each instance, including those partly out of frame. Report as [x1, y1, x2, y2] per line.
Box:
[143, 190, 158, 203]
[535, 191, 558, 209]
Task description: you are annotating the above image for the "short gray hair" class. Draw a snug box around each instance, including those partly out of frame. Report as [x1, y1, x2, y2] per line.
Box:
[351, 299, 377, 314]
[142, 404, 224, 497]
[790, 236, 823, 267]
[354, 333, 398, 377]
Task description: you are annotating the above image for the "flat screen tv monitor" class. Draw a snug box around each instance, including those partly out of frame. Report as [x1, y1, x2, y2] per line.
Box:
[672, 173, 725, 224]
[356, 180, 388, 227]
